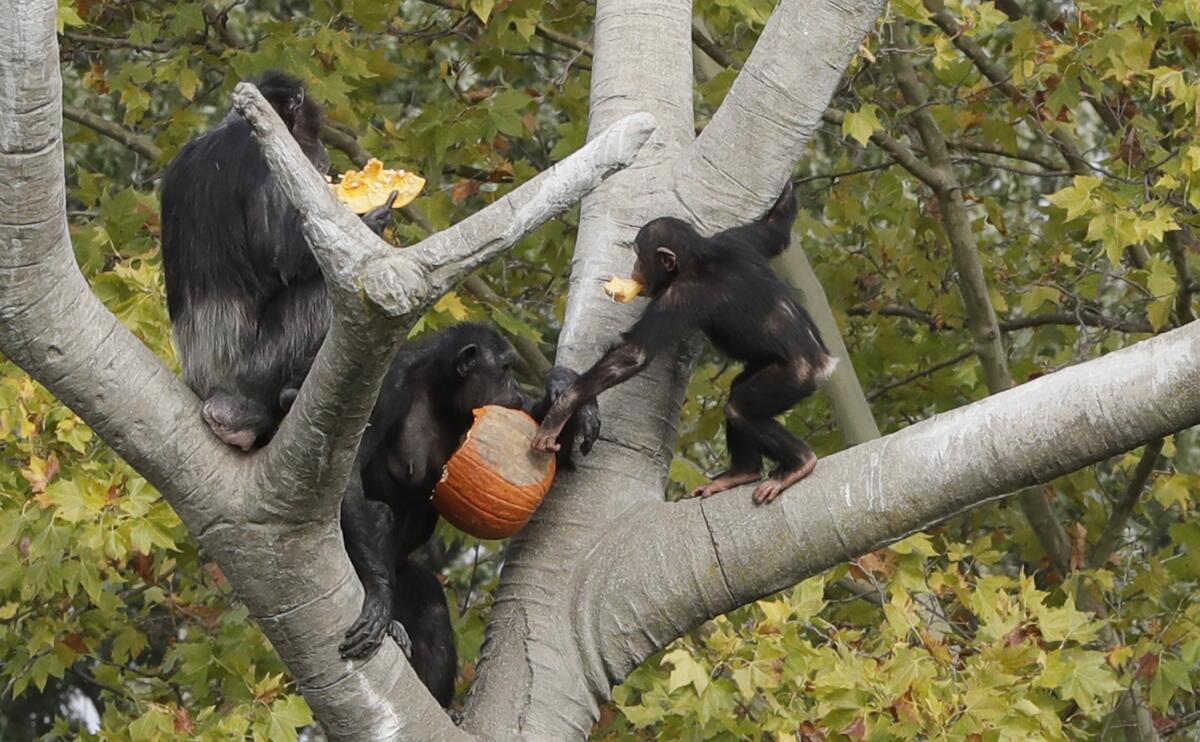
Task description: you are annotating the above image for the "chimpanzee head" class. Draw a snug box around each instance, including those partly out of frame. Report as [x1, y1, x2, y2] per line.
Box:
[631, 216, 699, 297]
[255, 70, 331, 174]
[438, 323, 524, 417]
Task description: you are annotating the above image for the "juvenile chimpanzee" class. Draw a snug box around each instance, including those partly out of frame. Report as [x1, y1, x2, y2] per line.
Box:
[339, 323, 599, 706]
[531, 183, 835, 504]
[160, 71, 395, 450]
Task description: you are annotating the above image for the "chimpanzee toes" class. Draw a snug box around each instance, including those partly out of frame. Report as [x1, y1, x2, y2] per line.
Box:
[339, 599, 391, 660]
[387, 620, 413, 658]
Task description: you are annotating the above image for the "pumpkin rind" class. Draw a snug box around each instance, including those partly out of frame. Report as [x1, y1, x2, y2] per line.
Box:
[432, 406, 556, 539]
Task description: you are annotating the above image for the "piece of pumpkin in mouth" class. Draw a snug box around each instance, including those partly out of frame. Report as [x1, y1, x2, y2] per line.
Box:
[602, 276, 643, 303]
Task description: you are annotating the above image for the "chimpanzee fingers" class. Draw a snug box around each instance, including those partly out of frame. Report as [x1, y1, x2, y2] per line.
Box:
[383, 190, 399, 209]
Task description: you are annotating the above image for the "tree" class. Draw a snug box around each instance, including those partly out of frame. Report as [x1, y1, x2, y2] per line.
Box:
[1, 0, 1198, 740]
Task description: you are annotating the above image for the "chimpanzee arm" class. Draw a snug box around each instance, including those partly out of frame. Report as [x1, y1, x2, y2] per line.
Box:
[339, 472, 398, 660]
[530, 301, 693, 452]
[713, 181, 797, 260]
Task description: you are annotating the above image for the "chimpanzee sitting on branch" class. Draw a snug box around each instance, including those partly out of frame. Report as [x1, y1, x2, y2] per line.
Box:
[531, 183, 835, 504]
[160, 71, 395, 451]
[339, 323, 600, 706]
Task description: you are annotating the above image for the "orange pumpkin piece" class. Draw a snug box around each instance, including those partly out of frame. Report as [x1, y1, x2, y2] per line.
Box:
[433, 405, 556, 539]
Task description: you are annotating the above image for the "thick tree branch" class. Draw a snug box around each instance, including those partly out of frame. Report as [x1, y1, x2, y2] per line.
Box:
[591, 322, 1200, 682]
[679, 0, 887, 227]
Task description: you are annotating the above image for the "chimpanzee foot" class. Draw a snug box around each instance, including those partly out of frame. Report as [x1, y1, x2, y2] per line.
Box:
[689, 471, 762, 500]
[339, 592, 392, 660]
[387, 619, 413, 658]
[753, 455, 818, 505]
[201, 400, 258, 452]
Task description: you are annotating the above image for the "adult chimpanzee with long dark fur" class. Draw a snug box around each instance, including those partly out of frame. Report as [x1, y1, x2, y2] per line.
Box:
[160, 71, 394, 451]
[339, 323, 599, 706]
[531, 183, 835, 504]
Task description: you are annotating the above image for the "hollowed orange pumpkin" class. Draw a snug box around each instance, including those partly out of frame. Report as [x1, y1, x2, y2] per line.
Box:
[432, 405, 556, 539]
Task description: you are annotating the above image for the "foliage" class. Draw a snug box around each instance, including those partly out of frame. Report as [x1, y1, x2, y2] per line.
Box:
[1, 0, 1198, 738]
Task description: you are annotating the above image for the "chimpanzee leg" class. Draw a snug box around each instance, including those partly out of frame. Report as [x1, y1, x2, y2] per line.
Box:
[728, 361, 819, 504]
[690, 368, 765, 499]
[392, 559, 457, 707]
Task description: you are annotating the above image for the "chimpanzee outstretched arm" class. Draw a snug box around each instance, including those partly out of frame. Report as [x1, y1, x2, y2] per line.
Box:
[531, 301, 693, 452]
[713, 181, 797, 260]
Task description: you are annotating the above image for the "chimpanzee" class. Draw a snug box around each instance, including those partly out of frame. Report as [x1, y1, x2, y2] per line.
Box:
[160, 71, 395, 450]
[531, 183, 835, 504]
[338, 323, 600, 706]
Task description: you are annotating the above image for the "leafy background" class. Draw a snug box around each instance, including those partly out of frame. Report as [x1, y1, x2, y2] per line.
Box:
[1, 0, 1198, 739]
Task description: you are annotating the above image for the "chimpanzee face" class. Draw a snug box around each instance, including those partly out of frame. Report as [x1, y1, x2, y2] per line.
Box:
[453, 336, 523, 415]
[632, 216, 692, 297]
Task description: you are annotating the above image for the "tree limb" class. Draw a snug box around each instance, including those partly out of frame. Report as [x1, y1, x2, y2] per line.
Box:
[592, 321, 1200, 682]
[679, 0, 887, 227]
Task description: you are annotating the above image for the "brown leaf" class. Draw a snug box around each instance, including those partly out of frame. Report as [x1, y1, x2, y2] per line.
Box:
[840, 717, 867, 740]
[1135, 652, 1160, 680]
[1067, 522, 1088, 571]
[174, 707, 195, 734]
[451, 179, 481, 203]
[464, 87, 496, 103]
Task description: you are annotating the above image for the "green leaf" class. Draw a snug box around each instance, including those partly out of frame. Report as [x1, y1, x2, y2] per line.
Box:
[842, 104, 882, 146]
[470, 0, 496, 23]
[662, 649, 709, 695]
[57, 1, 86, 33]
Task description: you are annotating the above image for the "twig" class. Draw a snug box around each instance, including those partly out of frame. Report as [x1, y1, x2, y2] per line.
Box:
[1087, 439, 1164, 569]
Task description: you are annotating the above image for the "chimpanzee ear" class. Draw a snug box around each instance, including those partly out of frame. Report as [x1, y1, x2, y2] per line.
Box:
[656, 246, 677, 272]
[455, 344, 479, 377]
[287, 87, 305, 114]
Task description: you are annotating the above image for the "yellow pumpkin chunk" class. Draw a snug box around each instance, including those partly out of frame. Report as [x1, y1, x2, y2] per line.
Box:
[332, 158, 425, 214]
[602, 276, 644, 303]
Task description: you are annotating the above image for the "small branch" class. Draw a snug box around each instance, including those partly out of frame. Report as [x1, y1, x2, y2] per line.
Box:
[947, 137, 1061, 172]
[63, 104, 163, 161]
[1166, 230, 1197, 325]
[868, 351, 973, 401]
[848, 305, 1155, 335]
[61, 30, 172, 52]
[822, 109, 945, 189]
[920, 0, 1092, 175]
[690, 21, 739, 70]
[1087, 439, 1164, 570]
[202, 3, 241, 48]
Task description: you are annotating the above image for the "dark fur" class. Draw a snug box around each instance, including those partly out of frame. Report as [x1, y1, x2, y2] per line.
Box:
[533, 182, 834, 503]
[160, 71, 392, 450]
[338, 323, 599, 706]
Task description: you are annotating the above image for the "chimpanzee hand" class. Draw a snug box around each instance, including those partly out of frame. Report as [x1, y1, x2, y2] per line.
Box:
[530, 416, 566, 453]
[361, 190, 399, 236]
[543, 367, 601, 457]
[339, 584, 394, 660]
